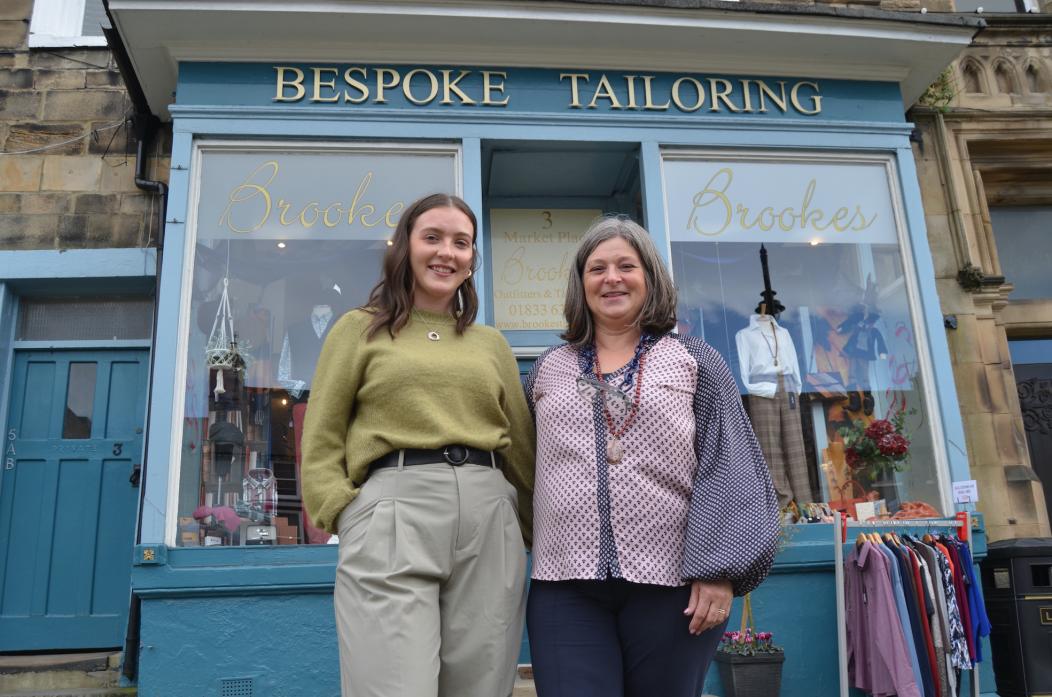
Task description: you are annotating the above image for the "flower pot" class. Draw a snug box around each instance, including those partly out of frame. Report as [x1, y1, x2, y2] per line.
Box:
[714, 650, 785, 697]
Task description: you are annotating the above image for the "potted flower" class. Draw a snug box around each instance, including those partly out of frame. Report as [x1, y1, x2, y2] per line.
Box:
[838, 410, 912, 509]
[714, 594, 785, 697]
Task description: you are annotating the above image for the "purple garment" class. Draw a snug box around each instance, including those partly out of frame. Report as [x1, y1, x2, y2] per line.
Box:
[845, 542, 922, 697]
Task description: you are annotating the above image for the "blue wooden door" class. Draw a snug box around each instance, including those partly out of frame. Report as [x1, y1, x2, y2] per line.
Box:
[0, 350, 148, 650]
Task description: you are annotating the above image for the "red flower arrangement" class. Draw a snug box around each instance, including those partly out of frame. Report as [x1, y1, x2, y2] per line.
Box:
[838, 410, 912, 481]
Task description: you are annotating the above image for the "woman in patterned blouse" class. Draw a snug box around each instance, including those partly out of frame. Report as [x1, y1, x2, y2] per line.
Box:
[524, 215, 780, 697]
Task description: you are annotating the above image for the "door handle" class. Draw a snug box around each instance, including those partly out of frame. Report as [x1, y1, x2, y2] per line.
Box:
[129, 463, 142, 487]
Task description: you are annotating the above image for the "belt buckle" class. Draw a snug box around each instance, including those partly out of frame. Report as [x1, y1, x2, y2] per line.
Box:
[442, 445, 469, 466]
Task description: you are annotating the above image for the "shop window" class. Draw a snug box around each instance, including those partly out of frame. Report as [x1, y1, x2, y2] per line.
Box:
[1009, 338, 1052, 527]
[989, 206, 1052, 299]
[480, 140, 641, 350]
[663, 150, 944, 518]
[29, 0, 108, 47]
[175, 142, 459, 547]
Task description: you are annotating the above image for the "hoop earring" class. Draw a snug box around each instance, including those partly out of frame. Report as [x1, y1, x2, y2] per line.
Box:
[454, 286, 465, 318]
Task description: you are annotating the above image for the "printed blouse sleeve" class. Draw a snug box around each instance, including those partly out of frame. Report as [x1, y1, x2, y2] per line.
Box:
[523, 345, 558, 421]
[679, 338, 780, 596]
[300, 312, 366, 534]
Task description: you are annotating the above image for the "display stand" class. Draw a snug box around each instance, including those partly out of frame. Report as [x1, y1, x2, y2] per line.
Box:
[833, 511, 980, 697]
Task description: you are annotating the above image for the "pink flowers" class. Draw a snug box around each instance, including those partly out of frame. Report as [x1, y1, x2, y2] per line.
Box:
[719, 628, 782, 656]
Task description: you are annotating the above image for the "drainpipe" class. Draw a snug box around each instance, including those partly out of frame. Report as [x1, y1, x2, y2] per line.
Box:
[101, 13, 168, 682]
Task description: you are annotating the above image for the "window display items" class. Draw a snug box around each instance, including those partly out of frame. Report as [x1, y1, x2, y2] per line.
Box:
[735, 247, 811, 509]
[240, 467, 278, 545]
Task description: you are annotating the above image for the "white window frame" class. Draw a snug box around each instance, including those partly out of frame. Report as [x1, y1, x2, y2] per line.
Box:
[29, 0, 108, 48]
[163, 138, 464, 548]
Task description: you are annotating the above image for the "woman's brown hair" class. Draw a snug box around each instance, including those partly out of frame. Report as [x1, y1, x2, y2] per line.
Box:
[562, 215, 677, 346]
[364, 193, 479, 340]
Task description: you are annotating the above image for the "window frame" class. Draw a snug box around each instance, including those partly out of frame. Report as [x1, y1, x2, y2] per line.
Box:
[29, 0, 108, 48]
[163, 137, 464, 548]
[658, 146, 955, 514]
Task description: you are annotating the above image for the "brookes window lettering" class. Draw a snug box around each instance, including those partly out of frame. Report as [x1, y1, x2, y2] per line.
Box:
[663, 150, 945, 520]
[175, 142, 459, 547]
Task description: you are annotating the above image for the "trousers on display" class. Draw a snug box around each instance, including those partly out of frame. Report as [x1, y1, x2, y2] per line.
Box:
[747, 375, 811, 507]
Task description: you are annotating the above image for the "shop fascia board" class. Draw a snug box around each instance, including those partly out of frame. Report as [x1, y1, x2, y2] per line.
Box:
[106, 0, 980, 120]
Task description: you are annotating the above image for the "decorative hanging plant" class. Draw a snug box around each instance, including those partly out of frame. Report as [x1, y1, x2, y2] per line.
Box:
[205, 276, 245, 397]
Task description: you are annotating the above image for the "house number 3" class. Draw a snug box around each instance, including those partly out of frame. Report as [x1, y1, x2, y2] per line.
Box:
[5, 429, 14, 470]
[113, 442, 123, 456]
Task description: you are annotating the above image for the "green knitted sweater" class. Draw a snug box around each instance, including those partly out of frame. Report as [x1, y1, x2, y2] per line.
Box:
[300, 309, 535, 540]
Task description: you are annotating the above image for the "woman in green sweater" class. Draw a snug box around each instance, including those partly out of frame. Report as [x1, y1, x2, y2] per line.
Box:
[301, 193, 535, 697]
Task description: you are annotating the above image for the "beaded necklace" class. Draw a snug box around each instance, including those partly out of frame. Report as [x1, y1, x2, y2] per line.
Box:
[592, 334, 649, 464]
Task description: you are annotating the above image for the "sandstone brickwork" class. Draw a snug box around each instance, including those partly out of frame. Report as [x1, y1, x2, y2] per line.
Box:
[0, 0, 169, 251]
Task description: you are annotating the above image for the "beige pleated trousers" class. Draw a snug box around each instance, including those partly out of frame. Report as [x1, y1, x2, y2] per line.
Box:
[334, 459, 527, 697]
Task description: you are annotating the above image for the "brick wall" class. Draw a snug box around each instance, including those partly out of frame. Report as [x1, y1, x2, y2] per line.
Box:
[0, 0, 168, 251]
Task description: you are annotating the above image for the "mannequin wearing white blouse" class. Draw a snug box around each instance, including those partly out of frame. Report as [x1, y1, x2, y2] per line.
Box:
[735, 314, 811, 508]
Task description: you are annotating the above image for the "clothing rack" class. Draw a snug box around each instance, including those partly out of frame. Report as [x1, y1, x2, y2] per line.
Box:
[833, 512, 981, 697]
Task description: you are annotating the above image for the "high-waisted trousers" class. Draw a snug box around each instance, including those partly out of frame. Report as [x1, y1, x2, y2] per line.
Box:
[334, 460, 527, 697]
[747, 376, 811, 507]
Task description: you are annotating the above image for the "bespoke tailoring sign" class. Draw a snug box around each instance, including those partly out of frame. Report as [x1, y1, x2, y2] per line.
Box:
[663, 156, 898, 245]
[198, 146, 458, 240]
[273, 65, 823, 116]
[489, 209, 598, 331]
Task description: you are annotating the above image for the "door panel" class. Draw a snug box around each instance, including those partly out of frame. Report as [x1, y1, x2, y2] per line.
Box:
[0, 349, 148, 651]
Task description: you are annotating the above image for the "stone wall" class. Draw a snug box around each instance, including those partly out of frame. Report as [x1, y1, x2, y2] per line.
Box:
[911, 16, 1052, 541]
[0, 0, 168, 251]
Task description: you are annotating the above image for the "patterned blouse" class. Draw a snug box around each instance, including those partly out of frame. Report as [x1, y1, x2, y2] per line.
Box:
[525, 333, 779, 595]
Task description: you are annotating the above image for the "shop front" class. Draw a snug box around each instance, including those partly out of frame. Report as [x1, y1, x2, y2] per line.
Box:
[102, 2, 990, 695]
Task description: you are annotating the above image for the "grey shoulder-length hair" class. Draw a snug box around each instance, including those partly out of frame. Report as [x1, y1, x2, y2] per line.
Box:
[562, 215, 677, 346]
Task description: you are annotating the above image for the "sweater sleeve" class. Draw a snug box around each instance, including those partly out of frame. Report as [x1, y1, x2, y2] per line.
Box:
[493, 332, 536, 547]
[300, 312, 367, 534]
[679, 337, 780, 595]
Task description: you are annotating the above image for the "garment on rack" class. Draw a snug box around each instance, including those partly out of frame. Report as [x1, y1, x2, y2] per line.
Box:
[910, 539, 956, 697]
[942, 541, 976, 663]
[950, 538, 991, 663]
[891, 543, 936, 697]
[905, 546, 941, 697]
[845, 542, 922, 697]
[874, 543, 925, 694]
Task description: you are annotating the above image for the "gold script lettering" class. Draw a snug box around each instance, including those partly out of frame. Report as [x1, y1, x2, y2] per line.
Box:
[219, 161, 279, 233]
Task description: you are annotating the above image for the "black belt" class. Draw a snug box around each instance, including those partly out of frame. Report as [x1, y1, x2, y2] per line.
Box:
[369, 446, 496, 472]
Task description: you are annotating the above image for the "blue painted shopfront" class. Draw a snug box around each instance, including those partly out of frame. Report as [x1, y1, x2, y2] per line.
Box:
[129, 61, 994, 696]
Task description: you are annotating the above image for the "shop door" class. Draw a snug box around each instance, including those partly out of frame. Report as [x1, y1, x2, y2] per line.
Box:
[0, 350, 148, 650]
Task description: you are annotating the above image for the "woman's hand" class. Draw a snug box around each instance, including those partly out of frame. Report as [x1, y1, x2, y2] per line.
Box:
[683, 579, 733, 635]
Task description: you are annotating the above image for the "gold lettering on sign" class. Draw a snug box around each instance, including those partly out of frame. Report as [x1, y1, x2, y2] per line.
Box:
[560, 73, 589, 109]
[312, 67, 340, 103]
[791, 81, 822, 116]
[588, 74, 623, 110]
[375, 68, 400, 104]
[274, 66, 306, 102]
[403, 68, 439, 105]
[671, 77, 705, 112]
[624, 75, 640, 109]
[757, 81, 788, 113]
[481, 71, 509, 106]
[709, 78, 741, 113]
[641, 75, 670, 110]
[441, 69, 477, 105]
[343, 67, 370, 104]
[685, 167, 878, 237]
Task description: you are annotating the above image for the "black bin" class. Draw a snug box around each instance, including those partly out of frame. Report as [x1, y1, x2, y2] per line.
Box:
[981, 537, 1052, 697]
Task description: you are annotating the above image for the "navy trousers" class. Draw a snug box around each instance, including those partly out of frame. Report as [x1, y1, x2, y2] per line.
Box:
[527, 578, 726, 697]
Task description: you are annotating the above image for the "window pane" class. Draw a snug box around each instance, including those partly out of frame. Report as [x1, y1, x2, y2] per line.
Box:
[664, 153, 943, 518]
[63, 363, 97, 439]
[81, 0, 108, 36]
[176, 144, 457, 547]
[990, 206, 1052, 300]
[18, 297, 153, 341]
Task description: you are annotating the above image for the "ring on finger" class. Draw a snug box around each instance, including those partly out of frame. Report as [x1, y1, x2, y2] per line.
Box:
[715, 608, 727, 615]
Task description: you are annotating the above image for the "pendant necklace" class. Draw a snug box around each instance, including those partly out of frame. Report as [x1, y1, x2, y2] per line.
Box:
[760, 320, 780, 367]
[413, 309, 443, 341]
[593, 337, 648, 464]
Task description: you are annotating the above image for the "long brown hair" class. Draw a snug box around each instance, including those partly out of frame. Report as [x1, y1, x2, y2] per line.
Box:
[562, 215, 677, 346]
[365, 193, 479, 340]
